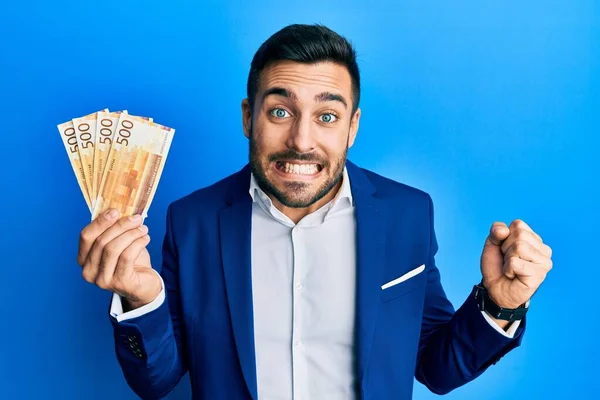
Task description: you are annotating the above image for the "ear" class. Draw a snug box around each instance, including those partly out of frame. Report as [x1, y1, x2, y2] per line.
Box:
[347, 108, 361, 148]
[241, 99, 252, 139]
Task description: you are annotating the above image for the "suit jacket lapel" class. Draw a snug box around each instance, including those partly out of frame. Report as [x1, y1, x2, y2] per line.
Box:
[219, 164, 258, 400]
[346, 161, 387, 388]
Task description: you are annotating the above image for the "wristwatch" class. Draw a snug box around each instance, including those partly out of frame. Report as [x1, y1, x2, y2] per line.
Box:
[474, 281, 529, 322]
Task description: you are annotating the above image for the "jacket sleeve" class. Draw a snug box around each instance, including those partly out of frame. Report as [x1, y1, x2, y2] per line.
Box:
[414, 195, 526, 395]
[109, 204, 189, 399]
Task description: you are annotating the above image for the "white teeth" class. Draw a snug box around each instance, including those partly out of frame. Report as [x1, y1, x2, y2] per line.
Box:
[282, 162, 318, 175]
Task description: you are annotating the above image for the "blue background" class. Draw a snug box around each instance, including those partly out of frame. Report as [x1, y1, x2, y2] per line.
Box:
[1, 0, 597, 398]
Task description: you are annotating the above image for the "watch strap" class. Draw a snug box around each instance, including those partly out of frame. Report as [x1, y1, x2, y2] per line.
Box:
[474, 282, 528, 322]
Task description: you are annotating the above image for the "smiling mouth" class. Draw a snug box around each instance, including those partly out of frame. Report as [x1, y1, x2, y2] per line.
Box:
[274, 161, 323, 176]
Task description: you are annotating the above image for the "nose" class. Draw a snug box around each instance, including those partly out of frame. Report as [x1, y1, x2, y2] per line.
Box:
[285, 115, 316, 154]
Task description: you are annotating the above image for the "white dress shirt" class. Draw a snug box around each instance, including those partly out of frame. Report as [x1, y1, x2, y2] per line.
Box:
[248, 167, 357, 400]
[110, 167, 521, 399]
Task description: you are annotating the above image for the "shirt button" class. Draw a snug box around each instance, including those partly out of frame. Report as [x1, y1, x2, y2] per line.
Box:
[296, 283, 303, 290]
[294, 340, 302, 347]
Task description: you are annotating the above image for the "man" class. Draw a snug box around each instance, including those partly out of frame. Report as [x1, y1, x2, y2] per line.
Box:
[77, 24, 553, 399]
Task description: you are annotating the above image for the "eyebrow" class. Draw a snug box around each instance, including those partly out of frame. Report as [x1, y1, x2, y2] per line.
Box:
[262, 87, 297, 103]
[262, 87, 348, 109]
[314, 91, 347, 109]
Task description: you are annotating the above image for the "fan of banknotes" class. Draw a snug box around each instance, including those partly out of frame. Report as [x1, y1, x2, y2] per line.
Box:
[57, 109, 175, 220]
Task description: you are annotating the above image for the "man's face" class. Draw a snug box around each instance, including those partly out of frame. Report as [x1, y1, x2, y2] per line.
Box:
[242, 61, 360, 209]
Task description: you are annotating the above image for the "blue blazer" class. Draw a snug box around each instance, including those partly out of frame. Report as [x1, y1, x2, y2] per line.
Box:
[110, 160, 525, 399]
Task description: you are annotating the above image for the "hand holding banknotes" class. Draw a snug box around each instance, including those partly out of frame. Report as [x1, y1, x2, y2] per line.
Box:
[58, 109, 174, 310]
[77, 209, 161, 310]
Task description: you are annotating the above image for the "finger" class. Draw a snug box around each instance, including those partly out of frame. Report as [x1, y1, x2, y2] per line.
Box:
[81, 214, 144, 283]
[504, 257, 548, 287]
[541, 243, 552, 258]
[504, 257, 536, 278]
[486, 222, 509, 246]
[78, 209, 120, 265]
[94, 225, 149, 289]
[112, 235, 152, 293]
[503, 240, 552, 270]
[501, 228, 546, 257]
[509, 219, 543, 243]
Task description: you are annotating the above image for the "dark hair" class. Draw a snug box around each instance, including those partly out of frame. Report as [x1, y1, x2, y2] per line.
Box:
[247, 24, 360, 115]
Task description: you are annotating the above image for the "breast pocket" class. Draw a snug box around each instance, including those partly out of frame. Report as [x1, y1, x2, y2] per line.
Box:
[381, 263, 427, 302]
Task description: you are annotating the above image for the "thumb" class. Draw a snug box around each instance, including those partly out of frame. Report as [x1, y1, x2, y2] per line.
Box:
[481, 222, 510, 282]
[486, 222, 510, 247]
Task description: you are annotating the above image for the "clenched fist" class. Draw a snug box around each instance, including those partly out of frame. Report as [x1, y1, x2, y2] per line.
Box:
[481, 219, 553, 310]
[77, 208, 162, 311]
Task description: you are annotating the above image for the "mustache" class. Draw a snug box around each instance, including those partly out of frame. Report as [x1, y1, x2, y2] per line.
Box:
[268, 150, 328, 167]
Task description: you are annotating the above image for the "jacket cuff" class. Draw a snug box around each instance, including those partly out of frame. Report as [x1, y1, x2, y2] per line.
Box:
[109, 289, 172, 365]
[455, 287, 526, 366]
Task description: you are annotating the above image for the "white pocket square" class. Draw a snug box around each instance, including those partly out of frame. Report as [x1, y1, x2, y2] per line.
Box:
[381, 264, 425, 290]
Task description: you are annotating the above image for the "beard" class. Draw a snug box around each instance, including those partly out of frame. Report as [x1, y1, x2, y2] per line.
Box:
[248, 126, 348, 209]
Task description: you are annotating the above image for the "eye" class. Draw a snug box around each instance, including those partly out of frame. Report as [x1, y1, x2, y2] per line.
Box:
[270, 108, 290, 119]
[319, 113, 338, 124]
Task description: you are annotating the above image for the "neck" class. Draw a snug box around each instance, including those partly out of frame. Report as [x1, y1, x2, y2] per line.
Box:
[269, 178, 344, 224]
